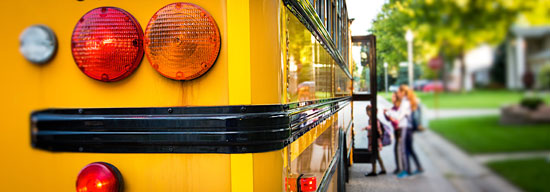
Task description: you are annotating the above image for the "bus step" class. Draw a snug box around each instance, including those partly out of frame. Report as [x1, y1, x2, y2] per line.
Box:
[352, 148, 374, 163]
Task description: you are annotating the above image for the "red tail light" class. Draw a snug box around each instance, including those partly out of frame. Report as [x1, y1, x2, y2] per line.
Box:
[286, 175, 317, 192]
[76, 162, 123, 192]
[71, 7, 144, 82]
[144, 2, 221, 80]
[299, 176, 317, 192]
[285, 177, 298, 192]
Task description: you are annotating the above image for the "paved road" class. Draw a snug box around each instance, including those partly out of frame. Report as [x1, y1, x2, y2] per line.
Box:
[345, 97, 520, 192]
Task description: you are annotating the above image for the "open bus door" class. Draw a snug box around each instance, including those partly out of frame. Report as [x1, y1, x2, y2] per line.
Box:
[350, 35, 379, 167]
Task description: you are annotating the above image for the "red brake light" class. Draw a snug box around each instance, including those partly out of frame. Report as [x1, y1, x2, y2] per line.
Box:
[299, 176, 317, 192]
[76, 162, 123, 192]
[144, 2, 221, 80]
[285, 177, 298, 192]
[71, 7, 144, 82]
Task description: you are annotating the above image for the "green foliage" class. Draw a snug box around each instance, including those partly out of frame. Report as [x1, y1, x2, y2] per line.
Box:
[370, 0, 532, 84]
[488, 158, 550, 192]
[430, 115, 550, 154]
[520, 97, 545, 111]
[409, 0, 524, 58]
[522, 0, 550, 26]
[370, 1, 410, 69]
[538, 64, 550, 90]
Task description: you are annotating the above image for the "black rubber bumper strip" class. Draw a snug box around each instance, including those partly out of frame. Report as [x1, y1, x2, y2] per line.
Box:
[31, 97, 351, 153]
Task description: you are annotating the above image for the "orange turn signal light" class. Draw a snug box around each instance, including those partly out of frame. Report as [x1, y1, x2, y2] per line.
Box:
[144, 2, 221, 80]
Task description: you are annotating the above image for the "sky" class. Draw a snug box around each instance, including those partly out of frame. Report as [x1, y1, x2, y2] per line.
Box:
[347, 0, 386, 36]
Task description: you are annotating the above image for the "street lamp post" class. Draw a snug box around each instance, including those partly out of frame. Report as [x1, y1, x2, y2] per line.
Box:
[405, 29, 414, 88]
[384, 62, 388, 92]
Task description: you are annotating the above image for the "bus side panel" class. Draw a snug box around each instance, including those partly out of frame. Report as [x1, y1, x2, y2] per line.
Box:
[253, 150, 285, 192]
[250, 0, 283, 105]
[3, 152, 231, 191]
[0, 0, 232, 191]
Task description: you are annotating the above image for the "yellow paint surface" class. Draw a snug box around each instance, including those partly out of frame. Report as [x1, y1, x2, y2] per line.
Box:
[227, 0, 251, 105]
[253, 150, 284, 192]
[0, 0, 352, 191]
[249, 0, 283, 105]
[231, 154, 254, 192]
[0, 0, 231, 191]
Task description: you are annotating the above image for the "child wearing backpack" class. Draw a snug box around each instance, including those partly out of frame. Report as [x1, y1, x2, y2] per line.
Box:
[364, 105, 387, 176]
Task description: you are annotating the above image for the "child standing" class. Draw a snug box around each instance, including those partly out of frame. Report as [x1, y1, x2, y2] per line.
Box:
[384, 92, 411, 178]
[399, 85, 424, 175]
[364, 105, 387, 176]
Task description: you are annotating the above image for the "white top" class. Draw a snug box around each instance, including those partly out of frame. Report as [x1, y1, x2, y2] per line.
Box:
[401, 97, 413, 129]
[386, 98, 411, 130]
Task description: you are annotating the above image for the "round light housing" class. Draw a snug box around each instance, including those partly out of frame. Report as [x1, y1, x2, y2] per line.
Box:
[71, 7, 144, 82]
[76, 162, 123, 192]
[19, 25, 57, 64]
[144, 2, 221, 80]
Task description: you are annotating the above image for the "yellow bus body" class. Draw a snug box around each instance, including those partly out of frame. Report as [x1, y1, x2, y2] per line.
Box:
[0, 0, 352, 191]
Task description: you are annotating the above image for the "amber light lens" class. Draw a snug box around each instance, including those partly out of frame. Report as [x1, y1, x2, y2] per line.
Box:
[72, 7, 144, 82]
[144, 2, 221, 80]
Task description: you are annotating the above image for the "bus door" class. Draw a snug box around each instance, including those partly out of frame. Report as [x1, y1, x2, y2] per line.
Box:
[350, 35, 379, 165]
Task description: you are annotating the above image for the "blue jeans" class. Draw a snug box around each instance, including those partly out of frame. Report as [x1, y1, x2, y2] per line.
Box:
[404, 128, 423, 173]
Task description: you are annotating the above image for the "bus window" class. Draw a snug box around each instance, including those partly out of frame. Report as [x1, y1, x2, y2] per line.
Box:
[352, 40, 372, 94]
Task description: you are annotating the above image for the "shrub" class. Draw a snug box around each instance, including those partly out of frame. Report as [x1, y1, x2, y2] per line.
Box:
[520, 97, 545, 110]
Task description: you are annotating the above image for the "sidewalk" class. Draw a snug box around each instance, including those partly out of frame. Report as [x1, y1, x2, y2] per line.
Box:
[425, 108, 499, 120]
[346, 97, 520, 192]
[472, 151, 550, 164]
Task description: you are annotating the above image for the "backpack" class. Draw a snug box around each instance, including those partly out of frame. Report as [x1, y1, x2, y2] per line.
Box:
[380, 120, 392, 146]
[411, 106, 422, 132]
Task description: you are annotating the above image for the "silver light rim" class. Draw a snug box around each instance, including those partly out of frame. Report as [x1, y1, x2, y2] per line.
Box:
[19, 25, 57, 64]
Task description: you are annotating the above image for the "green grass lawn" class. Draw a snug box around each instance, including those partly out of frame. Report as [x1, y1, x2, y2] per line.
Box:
[430, 116, 550, 154]
[380, 90, 549, 109]
[488, 158, 550, 192]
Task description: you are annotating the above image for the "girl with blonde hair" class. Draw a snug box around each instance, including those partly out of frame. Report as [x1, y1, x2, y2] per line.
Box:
[384, 92, 409, 177]
[398, 85, 424, 175]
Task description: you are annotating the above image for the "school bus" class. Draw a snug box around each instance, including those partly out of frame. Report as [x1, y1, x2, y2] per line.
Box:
[0, 0, 379, 191]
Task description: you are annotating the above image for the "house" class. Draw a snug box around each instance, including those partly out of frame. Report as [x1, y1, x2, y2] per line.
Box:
[506, 26, 550, 90]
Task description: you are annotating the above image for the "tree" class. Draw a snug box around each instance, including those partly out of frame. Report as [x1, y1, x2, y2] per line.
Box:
[371, 0, 528, 91]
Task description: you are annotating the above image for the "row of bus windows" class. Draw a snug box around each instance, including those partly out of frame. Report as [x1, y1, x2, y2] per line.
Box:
[309, 0, 349, 64]
[287, 11, 352, 103]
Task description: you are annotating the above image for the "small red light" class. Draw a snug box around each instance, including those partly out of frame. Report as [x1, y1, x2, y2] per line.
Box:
[299, 176, 317, 192]
[76, 162, 122, 192]
[285, 177, 298, 192]
[72, 7, 144, 82]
